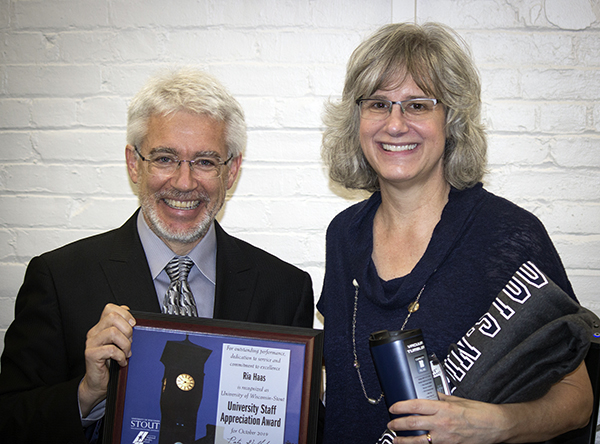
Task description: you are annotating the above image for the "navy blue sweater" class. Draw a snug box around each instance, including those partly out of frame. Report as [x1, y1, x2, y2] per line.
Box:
[317, 184, 576, 444]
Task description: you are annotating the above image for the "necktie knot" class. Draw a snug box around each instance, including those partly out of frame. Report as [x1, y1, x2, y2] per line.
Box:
[166, 256, 193, 282]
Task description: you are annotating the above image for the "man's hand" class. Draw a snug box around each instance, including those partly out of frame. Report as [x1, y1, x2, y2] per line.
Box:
[78, 304, 136, 417]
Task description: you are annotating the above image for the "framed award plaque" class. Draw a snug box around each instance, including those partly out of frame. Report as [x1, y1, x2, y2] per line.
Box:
[103, 312, 323, 444]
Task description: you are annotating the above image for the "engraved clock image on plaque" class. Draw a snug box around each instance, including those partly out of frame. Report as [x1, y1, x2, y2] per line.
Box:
[159, 336, 214, 444]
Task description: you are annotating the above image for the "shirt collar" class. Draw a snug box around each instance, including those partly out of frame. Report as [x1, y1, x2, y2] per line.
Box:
[136, 210, 217, 285]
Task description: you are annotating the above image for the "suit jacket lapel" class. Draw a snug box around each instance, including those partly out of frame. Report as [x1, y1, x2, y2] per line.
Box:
[99, 215, 256, 318]
[100, 210, 161, 313]
[213, 221, 257, 321]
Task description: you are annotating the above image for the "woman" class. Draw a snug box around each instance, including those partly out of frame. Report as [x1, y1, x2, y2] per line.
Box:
[317, 23, 593, 444]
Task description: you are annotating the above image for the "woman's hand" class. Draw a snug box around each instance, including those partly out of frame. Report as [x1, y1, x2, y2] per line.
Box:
[387, 362, 592, 444]
[388, 394, 506, 444]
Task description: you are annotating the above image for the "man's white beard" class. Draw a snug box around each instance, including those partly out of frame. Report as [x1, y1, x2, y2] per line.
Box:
[140, 189, 223, 245]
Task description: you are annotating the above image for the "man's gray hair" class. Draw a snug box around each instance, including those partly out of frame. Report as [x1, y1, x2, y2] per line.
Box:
[127, 68, 246, 157]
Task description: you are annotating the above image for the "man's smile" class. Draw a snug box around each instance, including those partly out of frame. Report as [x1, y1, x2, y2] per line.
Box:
[163, 198, 202, 210]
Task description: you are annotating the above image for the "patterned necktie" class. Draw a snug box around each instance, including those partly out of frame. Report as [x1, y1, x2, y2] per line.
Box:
[162, 256, 198, 317]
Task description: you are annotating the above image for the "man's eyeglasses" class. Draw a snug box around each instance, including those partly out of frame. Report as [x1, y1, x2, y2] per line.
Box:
[356, 98, 439, 121]
[134, 146, 233, 179]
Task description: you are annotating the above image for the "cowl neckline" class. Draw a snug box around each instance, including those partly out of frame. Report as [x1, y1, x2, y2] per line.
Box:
[350, 183, 486, 310]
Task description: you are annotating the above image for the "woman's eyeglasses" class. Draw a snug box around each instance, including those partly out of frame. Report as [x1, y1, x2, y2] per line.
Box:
[356, 98, 439, 121]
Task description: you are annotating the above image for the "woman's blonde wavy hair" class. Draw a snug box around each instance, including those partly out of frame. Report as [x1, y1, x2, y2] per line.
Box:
[322, 22, 487, 192]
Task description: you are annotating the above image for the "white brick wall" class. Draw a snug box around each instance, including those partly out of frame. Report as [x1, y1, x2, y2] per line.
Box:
[1, 0, 599, 360]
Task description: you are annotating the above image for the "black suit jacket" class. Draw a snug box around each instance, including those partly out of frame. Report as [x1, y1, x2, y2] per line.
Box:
[0, 211, 314, 443]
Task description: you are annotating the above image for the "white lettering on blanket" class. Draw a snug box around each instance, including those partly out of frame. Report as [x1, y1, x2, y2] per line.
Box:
[443, 261, 549, 383]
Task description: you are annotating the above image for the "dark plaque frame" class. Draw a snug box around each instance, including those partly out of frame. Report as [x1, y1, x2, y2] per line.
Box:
[103, 312, 323, 444]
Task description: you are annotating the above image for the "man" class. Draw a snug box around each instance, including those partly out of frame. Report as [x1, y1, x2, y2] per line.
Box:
[0, 68, 314, 443]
